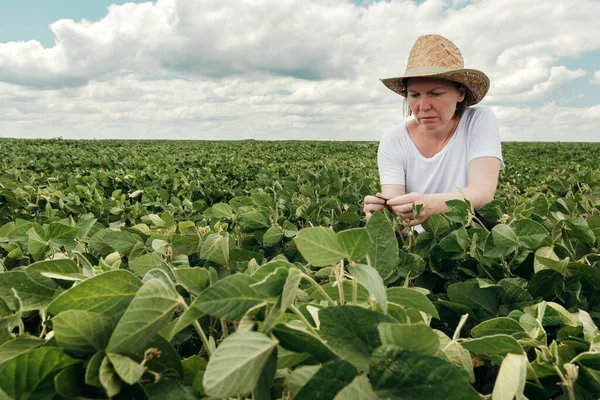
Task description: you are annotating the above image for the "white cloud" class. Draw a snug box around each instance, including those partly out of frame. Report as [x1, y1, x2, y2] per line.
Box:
[1, 0, 600, 140]
[592, 70, 600, 85]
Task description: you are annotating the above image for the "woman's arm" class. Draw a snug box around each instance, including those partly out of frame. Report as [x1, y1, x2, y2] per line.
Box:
[386, 156, 501, 224]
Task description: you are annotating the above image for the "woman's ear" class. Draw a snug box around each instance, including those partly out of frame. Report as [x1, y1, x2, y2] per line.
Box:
[458, 86, 466, 102]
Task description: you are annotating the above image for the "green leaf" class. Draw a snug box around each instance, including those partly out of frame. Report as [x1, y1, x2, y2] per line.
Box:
[200, 233, 229, 265]
[173, 267, 210, 296]
[282, 220, 298, 238]
[527, 270, 563, 299]
[515, 219, 550, 249]
[101, 230, 143, 255]
[491, 224, 520, 247]
[534, 246, 568, 275]
[263, 226, 283, 246]
[47, 270, 142, 320]
[212, 203, 234, 219]
[421, 214, 451, 237]
[396, 250, 426, 279]
[565, 217, 596, 244]
[243, 211, 269, 229]
[85, 350, 105, 388]
[0, 347, 79, 400]
[434, 331, 475, 383]
[333, 374, 378, 400]
[461, 334, 525, 362]
[194, 274, 266, 321]
[491, 353, 528, 400]
[273, 323, 338, 363]
[54, 365, 86, 399]
[285, 365, 320, 397]
[438, 227, 470, 253]
[319, 305, 394, 371]
[203, 331, 278, 398]
[99, 355, 121, 397]
[447, 281, 502, 315]
[378, 322, 440, 355]
[294, 360, 357, 400]
[252, 346, 277, 400]
[471, 317, 527, 338]
[53, 310, 115, 354]
[386, 287, 439, 319]
[106, 353, 145, 385]
[348, 264, 387, 314]
[106, 277, 180, 353]
[369, 346, 480, 400]
[0, 270, 56, 311]
[365, 212, 397, 280]
[337, 228, 371, 263]
[27, 225, 48, 261]
[294, 227, 347, 266]
[0, 335, 45, 367]
[129, 252, 174, 280]
[47, 222, 80, 247]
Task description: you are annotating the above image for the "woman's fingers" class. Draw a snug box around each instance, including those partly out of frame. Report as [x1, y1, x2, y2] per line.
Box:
[364, 195, 387, 204]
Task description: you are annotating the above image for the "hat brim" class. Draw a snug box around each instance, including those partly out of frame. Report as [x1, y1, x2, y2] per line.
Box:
[380, 68, 490, 106]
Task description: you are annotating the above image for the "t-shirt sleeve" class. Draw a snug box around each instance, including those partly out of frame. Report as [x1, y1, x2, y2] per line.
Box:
[377, 130, 406, 185]
[467, 107, 505, 170]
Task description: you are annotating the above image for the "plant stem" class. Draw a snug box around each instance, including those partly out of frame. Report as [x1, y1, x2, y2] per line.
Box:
[178, 297, 213, 357]
[352, 277, 358, 305]
[290, 304, 318, 336]
[220, 318, 229, 338]
[334, 259, 345, 305]
[301, 273, 336, 306]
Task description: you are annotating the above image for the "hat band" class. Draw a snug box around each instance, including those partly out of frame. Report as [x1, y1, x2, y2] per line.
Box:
[404, 65, 458, 76]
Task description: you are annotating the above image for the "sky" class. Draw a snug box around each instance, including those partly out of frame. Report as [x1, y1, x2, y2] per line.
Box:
[0, 0, 599, 141]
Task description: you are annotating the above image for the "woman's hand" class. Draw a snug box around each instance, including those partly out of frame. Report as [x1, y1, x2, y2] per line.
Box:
[386, 192, 433, 226]
[363, 192, 389, 220]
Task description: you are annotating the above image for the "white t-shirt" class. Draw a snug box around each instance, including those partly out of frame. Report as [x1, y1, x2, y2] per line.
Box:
[378, 106, 504, 193]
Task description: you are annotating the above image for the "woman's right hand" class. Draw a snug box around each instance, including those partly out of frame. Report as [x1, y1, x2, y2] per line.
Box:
[363, 192, 389, 220]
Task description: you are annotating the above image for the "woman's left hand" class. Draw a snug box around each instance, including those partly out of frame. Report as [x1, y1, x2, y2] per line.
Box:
[386, 192, 432, 226]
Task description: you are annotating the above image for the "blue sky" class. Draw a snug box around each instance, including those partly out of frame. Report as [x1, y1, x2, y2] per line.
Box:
[0, 0, 599, 141]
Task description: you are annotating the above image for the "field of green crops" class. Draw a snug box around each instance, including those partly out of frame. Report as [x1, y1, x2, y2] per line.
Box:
[1, 139, 600, 399]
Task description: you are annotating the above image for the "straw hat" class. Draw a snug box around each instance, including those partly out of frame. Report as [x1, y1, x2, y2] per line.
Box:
[380, 34, 490, 105]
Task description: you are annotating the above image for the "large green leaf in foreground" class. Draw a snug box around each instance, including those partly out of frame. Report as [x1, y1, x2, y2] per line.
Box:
[369, 346, 480, 400]
[203, 331, 278, 398]
[0, 347, 79, 400]
[47, 270, 142, 320]
[107, 277, 180, 354]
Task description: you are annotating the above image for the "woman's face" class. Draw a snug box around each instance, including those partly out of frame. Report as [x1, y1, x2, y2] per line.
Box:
[406, 78, 465, 133]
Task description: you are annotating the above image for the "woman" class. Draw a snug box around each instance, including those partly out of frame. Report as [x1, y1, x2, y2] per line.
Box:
[364, 34, 503, 230]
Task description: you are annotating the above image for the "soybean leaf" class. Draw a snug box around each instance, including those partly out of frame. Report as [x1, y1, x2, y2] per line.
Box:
[194, 274, 266, 321]
[348, 264, 387, 314]
[447, 281, 503, 316]
[369, 346, 480, 400]
[129, 252, 174, 281]
[338, 228, 371, 263]
[85, 350, 105, 388]
[200, 233, 229, 265]
[378, 322, 440, 355]
[173, 267, 211, 296]
[285, 366, 320, 397]
[243, 211, 269, 229]
[99, 356, 121, 398]
[212, 203, 234, 219]
[53, 310, 115, 355]
[106, 353, 145, 385]
[333, 374, 378, 400]
[203, 331, 278, 398]
[47, 270, 142, 321]
[0, 335, 45, 367]
[0, 270, 56, 311]
[273, 323, 338, 363]
[263, 226, 283, 246]
[294, 227, 347, 266]
[492, 224, 520, 247]
[106, 277, 180, 354]
[471, 317, 527, 338]
[434, 331, 475, 383]
[491, 353, 528, 400]
[319, 306, 394, 371]
[515, 219, 550, 249]
[365, 212, 397, 280]
[386, 287, 439, 319]
[0, 347, 79, 400]
[294, 360, 357, 400]
[461, 334, 525, 362]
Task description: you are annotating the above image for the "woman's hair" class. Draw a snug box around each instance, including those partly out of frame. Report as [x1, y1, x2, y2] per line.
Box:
[401, 79, 471, 120]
